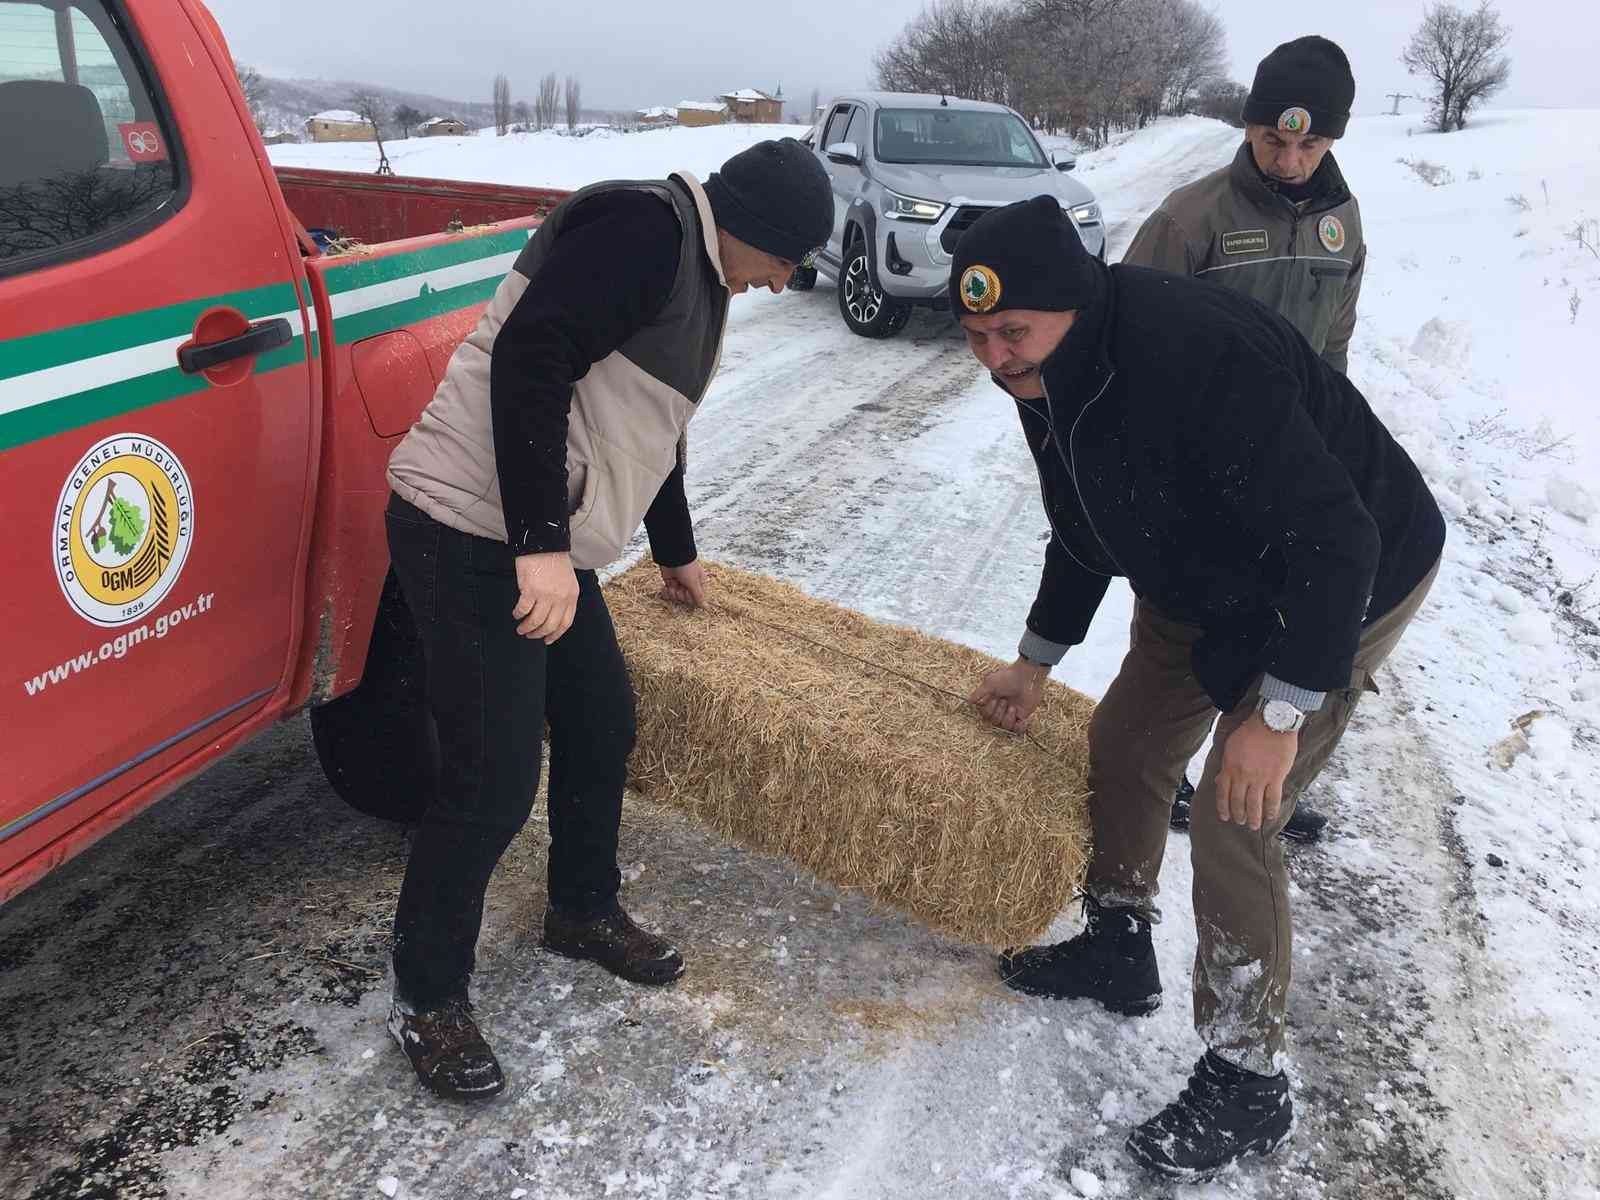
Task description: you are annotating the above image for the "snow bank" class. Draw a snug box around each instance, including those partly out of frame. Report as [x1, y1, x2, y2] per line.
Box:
[268, 122, 802, 192]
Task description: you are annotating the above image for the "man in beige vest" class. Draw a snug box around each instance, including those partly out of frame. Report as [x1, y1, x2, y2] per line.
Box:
[1124, 35, 1366, 842]
[380, 140, 832, 1100]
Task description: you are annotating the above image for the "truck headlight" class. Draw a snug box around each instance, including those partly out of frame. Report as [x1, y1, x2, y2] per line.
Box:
[883, 189, 946, 222]
[1068, 202, 1101, 225]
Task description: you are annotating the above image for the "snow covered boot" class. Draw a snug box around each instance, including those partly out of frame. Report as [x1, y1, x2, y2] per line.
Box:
[997, 895, 1161, 1016]
[1169, 777, 1195, 830]
[388, 993, 505, 1101]
[1124, 1050, 1292, 1181]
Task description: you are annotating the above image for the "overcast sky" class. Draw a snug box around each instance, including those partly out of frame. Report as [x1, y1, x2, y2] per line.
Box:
[208, 0, 1600, 117]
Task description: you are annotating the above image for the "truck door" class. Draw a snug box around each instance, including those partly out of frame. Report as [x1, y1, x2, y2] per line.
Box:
[0, 0, 315, 897]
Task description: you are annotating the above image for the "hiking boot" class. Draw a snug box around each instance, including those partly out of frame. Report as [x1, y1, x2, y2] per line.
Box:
[1125, 1050, 1293, 1181]
[1173, 779, 1329, 845]
[387, 994, 505, 1101]
[1170, 777, 1195, 831]
[997, 895, 1161, 1016]
[543, 902, 684, 986]
[1281, 803, 1330, 844]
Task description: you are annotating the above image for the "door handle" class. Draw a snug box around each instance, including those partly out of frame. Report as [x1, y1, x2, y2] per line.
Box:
[178, 318, 293, 374]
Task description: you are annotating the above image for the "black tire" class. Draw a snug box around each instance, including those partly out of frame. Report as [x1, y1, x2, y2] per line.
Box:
[787, 264, 818, 291]
[837, 236, 910, 338]
[309, 571, 436, 825]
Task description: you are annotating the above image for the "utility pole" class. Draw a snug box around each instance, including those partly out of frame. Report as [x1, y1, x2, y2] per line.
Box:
[1386, 92, 1410, 115]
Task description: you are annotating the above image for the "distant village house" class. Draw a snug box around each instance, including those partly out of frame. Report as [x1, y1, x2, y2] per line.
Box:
[675, 100, 728, 128]
[719, 88, 783, 124]
[636, 106, 678, 128]
[305, 109, 373, 143]
[418, 116, 469, 137]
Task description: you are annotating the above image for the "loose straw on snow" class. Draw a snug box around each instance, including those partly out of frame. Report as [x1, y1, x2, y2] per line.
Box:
[608, 559, 1095, 948]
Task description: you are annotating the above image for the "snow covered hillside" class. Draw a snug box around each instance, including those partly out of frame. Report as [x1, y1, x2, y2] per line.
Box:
[4, 112, 1593, 1200]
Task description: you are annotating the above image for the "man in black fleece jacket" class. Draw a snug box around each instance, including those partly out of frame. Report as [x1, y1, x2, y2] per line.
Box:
[383, 140, 832, 1101]
[952, 196, 1444, 1179]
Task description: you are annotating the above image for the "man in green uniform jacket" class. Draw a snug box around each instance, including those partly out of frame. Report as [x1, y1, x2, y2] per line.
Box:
[1125, 35, 1366, 841]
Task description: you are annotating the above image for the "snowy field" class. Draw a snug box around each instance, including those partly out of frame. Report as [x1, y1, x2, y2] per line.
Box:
[265, 121, 812, 191]
[0, 113, 1594, 1200]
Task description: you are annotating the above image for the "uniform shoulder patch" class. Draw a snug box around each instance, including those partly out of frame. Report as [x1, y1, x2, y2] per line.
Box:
[1317, 215, 1347, 253]
[1221, 229, 1269, 256]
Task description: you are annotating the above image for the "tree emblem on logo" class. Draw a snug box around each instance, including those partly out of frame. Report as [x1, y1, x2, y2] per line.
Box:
[86, 478, 146, 557]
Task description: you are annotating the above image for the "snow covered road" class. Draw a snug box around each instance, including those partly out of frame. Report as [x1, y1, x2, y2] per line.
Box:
[2, 114, 1595, 1200]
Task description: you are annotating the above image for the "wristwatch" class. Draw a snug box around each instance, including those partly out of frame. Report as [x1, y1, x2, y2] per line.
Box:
[1257, 697, 1307, 734]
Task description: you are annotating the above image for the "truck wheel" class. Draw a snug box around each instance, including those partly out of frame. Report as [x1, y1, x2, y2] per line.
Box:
[837, 236, 910, 338]
[309, 571, 435, 826]
[787, 264, 818, 291]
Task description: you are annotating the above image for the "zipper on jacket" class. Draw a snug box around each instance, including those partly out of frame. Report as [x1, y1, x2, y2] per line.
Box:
[1037, 374, 1124, 578]
[1056, 372, 1125, 576]
[1016, 394, 1110, 579]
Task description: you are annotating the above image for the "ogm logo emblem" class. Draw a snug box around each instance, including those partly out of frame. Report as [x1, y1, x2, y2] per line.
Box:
[54, 435, 194, 627]
[1277, 107, 1312, 135]
[1318, 215, 1347, 253]
[960, 264, 1003, 313]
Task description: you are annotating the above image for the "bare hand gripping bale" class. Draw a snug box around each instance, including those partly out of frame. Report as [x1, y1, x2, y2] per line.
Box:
[608, 558, 1095, 947]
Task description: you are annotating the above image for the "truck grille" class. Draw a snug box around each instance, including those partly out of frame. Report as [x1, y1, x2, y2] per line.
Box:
[940, 205, 997, 254]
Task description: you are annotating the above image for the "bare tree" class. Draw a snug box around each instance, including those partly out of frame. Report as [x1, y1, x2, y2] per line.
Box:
[513, 100, 531, 130]
[809, 85, 820, 122]
[493, 73, 512, 136]
[235, 64, 267, 132]
[872, 0, 1228, 147]
[564, 76, 582, 131]
[536, 73, 561, 131]
[1159, 0, 1227, 115]
[348, 91, 393, 174]
[873, 0, 1017, 104]
[1192, 78, 1249, 127]
[1402, 0, 1511, 133]
[393, 103, 424, 138]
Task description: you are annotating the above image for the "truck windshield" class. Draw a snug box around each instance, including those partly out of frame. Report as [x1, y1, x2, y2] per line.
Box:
[874, 108, 1046, 169]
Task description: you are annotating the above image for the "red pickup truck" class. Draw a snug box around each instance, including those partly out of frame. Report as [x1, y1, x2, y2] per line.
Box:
[0, 0, 570, 901]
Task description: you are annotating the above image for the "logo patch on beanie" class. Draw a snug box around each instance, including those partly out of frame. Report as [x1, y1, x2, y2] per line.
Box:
[1277, 107, 1312, 135]
[960, 264, 1002, 313]
[1318, 215, 1346, 253]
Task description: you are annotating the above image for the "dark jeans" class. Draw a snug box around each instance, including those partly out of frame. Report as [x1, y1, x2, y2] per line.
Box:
[384, 496, 636, 1008]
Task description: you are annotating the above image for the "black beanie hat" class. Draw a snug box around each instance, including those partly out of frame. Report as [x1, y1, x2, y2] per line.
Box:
[948, 194, 1095, 316]
[1241, 35, 1355, 139]
[704, 139, 833, 264]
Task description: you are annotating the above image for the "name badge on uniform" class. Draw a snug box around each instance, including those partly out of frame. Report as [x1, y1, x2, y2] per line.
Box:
[1221, 229, 1269, 256]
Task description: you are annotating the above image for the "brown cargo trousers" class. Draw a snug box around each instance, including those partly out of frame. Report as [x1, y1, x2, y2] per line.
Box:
[1084, 560, 1439, 1074]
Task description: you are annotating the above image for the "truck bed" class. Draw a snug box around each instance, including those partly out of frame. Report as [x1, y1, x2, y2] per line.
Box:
[275, 166, 568, 247]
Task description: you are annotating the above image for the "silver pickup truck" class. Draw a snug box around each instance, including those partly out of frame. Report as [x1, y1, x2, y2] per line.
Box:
[794, 91, 1105, 338]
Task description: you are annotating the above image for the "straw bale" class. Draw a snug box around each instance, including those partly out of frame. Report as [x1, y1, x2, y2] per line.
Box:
[607, 559, 1095, 947]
